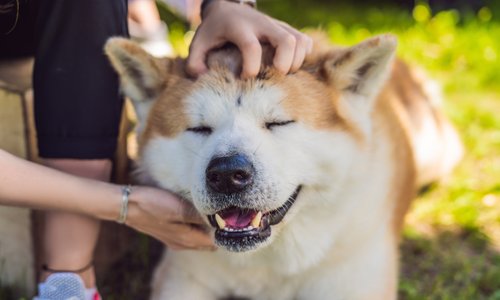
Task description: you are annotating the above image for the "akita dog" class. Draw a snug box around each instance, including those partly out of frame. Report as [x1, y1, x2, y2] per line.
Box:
[105, 33, 462, 300]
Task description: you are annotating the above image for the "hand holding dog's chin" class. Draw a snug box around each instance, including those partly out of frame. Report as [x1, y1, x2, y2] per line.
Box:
[124, 186, 216, 251]
[186, 0, 313, 79]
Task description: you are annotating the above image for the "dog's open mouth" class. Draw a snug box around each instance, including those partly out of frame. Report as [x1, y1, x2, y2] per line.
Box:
[207, 186, 302, 251]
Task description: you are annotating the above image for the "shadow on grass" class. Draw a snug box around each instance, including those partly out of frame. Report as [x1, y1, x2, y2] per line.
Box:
[2, 226, 498, 299]
[94, 225, 500, 299]
[98, 232, 164, 300]
[0, 284, 17, 300]
[0, 264, 27, 300]
[400, 226, 500, 300]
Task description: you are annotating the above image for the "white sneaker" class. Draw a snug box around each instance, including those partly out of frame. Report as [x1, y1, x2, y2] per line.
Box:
[35, 273, 86, 300]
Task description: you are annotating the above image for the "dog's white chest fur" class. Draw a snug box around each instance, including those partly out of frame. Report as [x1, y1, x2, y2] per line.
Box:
[105, 32, 461, 300]
[150, 126, 399, 300]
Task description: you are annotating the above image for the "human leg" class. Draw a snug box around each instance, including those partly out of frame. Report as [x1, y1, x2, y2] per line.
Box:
[40, 159, 112, 288]
[32, 0, 128, 293]
[128, 0, 174, 56]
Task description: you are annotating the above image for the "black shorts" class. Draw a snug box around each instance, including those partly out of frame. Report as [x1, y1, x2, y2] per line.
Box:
[0, 0, 128, 159]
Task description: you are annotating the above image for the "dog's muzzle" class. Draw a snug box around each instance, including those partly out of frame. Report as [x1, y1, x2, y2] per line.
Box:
[207, 185, 302, 252]
[203, 154, 302, 252]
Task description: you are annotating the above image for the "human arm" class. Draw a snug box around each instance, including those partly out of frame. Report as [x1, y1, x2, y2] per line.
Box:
[187, 0, 313, 78]
[0, 149, 214, 250]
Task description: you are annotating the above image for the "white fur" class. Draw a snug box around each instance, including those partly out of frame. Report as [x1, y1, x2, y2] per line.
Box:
[125, 36, 405, 300]
[146, 116, 398, 299]
[137, 79, 400, 299]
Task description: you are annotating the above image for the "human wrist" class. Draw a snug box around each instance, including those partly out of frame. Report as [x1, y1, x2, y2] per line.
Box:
[115, 185, 148, 226]
[118, 185, 145, 226]
[69, 180, 122, 222]
[201, 0, 256, 19]
[93, 183, 123, 222]
[117, 185, 132, 224]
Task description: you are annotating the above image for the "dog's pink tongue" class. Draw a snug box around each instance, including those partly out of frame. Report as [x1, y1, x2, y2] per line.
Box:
[220, 208, 257, 228]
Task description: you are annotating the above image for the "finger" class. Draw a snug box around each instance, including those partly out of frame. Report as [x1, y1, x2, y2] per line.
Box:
[161, 232, 214, 251]
[290, 35, 306, 72]
[159, 223, 214, 248]
[166, 242, 185, 251]
[276, 23, 311, 72]
[135, 224, 214, 250]
[272, 34, 296, 74]
[175, 200, 207, 224]
[177, 225, 215, 248]
[306, 35, 314, 54]
[186, 31, 212, 77]
[231, 33, 262, 79]
[276, 21, 313, 54]
[262, 22, 296, 74]
[131, 225, 182, 248]
[167, 243, 216, 251]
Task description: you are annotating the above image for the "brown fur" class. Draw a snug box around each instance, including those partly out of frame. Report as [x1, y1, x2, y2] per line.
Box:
[140, 80, 191, 144]
[105, 34, 462, 300]
[106, 33, 459, 233]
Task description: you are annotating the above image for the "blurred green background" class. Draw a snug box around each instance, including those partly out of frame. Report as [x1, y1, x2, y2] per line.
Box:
[3, 1, 497, 299]
[162, 1, 500, 299]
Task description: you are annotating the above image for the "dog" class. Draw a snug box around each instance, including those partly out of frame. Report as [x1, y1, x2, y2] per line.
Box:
[105, 33, 462, 300]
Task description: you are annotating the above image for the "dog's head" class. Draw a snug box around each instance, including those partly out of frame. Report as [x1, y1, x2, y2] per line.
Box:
[106, 34, 397, 252]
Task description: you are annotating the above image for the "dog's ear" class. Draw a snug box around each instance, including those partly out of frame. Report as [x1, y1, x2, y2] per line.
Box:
[320, 34, 397, 103]
[105, 37, 173, 122]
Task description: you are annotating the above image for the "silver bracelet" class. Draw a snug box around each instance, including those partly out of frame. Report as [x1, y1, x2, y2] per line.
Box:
[117, 185, 132, 224]
[226, 0, 256, 8]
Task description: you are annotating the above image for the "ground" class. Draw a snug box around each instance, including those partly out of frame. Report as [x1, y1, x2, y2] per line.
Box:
[1, 1, 499, 299]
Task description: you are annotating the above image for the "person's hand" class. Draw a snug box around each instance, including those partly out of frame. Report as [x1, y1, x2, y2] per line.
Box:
[125, 186, 215, 251]
[187, 0, 313, 79]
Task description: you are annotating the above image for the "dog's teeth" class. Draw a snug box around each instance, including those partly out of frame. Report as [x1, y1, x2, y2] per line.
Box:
[215, 214, 226, 229]
[251, 211, 262, 228]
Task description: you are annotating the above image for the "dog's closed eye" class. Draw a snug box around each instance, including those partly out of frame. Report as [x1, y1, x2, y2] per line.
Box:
[187, 126, 213, 135]
[265, 120, 296, 130]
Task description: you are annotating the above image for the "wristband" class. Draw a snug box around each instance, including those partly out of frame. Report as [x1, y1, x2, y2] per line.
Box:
[201, 0, 256, 19]
[117, 185, 132, 224]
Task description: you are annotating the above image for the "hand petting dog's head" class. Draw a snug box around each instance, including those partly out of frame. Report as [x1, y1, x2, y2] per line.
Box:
[105, 34, 397, 252]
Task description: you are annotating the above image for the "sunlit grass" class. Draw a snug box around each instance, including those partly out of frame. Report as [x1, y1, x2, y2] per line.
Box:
[292, 3, 500, 298]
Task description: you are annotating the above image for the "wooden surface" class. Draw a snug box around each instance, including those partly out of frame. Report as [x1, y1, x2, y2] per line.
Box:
[0, 79, 136, 297]
[0, 89, 27, 158]
[0, 88, 34, 296]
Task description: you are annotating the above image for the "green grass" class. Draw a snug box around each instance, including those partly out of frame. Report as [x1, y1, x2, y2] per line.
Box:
[399, 89, 500, 299]
[3, 1, 499, 299]
[273, 2, 500, 298]
[165, 1, 500, 298]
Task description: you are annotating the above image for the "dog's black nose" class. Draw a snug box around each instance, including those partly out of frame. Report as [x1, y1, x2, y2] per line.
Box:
[206, 154, 254, 194]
